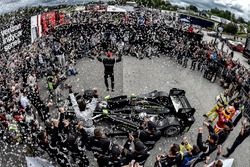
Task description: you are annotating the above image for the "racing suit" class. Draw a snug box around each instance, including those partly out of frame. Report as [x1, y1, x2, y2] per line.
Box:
[96, 144, 128, 167]
[213, 110, 227, 133]
[38, 140, 72, 167]
[123, 139, 150, 166]
[39, 129, 72, 167]
[137, 130, 161, 150]
[87, 136, 112, 166]
[214, 109, 234, 134]
[205, 91, 230, 121]
[97, 54, 122, 90]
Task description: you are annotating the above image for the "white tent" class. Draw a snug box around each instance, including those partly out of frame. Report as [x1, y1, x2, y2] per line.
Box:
[180, 18, 190, 23]
[26, 156, 54, 167]
[75, 6, 86, 11]
[118, 5, 135, 12]
[107, 5, 127, 13]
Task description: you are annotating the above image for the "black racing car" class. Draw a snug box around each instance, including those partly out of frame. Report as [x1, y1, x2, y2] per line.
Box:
[92, 88, 195, 137]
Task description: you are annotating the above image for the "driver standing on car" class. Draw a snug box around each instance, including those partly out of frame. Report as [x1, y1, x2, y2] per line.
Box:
[97, 49, 122, 92]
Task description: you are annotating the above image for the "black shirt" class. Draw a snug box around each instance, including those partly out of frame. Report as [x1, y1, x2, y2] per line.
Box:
[97, 55, 121, 73]
[137, 130, 161, 149]
[87, 136, 111, 155]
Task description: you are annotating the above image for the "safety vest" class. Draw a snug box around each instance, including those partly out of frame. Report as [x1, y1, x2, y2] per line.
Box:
[222, 110, 234, 120]
[214, 123, 223, 134]
[217, 93, 229, 107]
[179, 143, 193, 153]
[8, 122, 18, 132]
[47, 76, 54, 90]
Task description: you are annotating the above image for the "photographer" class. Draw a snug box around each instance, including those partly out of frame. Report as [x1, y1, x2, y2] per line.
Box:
[155, 143, 182, 167]
[96, 143, 128, 167]
[38, 128, 72, 167]
[136, 119, 161, 150]
[123, 133, 150, 166]
[193, 122, 218, 166]
[86, 127, 113, 165]
[223, 119, 250, 158]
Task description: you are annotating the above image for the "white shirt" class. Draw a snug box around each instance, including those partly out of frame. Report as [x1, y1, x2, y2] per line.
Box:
[69, 93, 98, 127]
[117, 41, 124, 51]
[20, 95, 29, 108]
[38, 54, 44, 64]
[27, 75, 36, 87]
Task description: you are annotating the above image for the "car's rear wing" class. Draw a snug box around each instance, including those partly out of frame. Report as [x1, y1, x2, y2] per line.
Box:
[169, 88, 195, 115]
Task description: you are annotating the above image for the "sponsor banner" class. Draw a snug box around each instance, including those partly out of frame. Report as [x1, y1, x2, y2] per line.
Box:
[0, 17, 30, 53]
[31, 15, 38, 43]
[30, 11, 69, 43]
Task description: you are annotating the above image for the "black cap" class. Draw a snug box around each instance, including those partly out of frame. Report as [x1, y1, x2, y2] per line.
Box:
[134, 140, 146, 153]
[111, 144, 121, 157]
[148, 121, 156, 131]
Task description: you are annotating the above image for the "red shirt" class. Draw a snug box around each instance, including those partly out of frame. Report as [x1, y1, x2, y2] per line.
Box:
[106, 51, 113, 57]
[188, 26, 193, 33]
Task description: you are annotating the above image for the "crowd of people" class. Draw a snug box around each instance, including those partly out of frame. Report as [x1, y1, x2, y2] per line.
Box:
[0, 6, 250, 167]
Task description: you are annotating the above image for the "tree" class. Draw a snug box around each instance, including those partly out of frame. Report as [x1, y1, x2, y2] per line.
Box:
[247, 26, 250, 33]
[247, 21, 250, 33]
[223, 23, 238, 35]
[178, 6, 185, 10]
[188, 5, 198, 12]
[237, 16, 245, 24]
[210, 8, 234, 21]
[135, 0, 174, 9]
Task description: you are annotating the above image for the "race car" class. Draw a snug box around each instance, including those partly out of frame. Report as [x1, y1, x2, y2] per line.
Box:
[92, 88, 195, 137]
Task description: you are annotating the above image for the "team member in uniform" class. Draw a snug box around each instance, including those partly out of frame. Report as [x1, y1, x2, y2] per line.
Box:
[97, 50, 122, 91]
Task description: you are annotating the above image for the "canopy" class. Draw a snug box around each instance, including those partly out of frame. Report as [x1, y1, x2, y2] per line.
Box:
[180, 18, 190, 23]
[26, 157, 54, 167]
[107, 5, 127, 13]
[118, 5, 135, 12]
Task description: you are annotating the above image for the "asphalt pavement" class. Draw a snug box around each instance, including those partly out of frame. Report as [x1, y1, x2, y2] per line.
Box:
[61, 54, 249, 167]
[1, 36, 250, 167]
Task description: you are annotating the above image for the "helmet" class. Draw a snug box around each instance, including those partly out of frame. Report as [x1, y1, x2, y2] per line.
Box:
[98, 101, 107, 109]
[138, 112, 147, 119]
[227, 106, 236, 114]
[222, 106, 235, 120]
[130, 93, 136, 100]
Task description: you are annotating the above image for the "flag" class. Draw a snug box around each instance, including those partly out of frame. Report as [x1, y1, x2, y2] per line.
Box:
[138, 16, 144, 25]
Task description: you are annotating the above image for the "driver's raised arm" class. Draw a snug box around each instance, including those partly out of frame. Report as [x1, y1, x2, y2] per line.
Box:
[115, 55, 122, 63]
[97, 55, 103, 62]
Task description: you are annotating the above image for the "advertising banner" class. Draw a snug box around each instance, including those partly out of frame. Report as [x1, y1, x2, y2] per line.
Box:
[31, 11, 69, 43]
[0, 17, 31, 53]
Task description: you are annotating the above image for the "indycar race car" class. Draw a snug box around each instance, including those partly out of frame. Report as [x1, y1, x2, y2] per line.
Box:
[91, 88, 195, 137]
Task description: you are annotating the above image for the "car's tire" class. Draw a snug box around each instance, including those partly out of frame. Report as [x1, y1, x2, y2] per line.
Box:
[162, 125, 181, 137]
